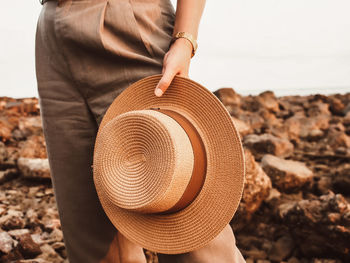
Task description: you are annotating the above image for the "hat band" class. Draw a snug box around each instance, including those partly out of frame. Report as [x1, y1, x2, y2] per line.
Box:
[149, 108, 207, 214]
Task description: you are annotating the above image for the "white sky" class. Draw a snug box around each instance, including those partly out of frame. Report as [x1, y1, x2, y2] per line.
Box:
[1, 0, 350, 98]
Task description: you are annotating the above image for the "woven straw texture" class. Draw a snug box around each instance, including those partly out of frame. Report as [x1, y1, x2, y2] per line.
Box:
[93, 74, 245, 254]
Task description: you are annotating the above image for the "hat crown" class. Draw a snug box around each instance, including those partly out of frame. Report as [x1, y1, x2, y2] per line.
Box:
[97, 109, 201, 213]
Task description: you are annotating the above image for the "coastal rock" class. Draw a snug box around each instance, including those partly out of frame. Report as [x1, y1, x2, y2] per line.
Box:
[213, 88, 241, 116]
[231, 116, 253, 138]
[244, 134, 294, 159]
[0, 231, 14, 254]
[18, 233, 42, 259]
[231, 149, 271, 230]
[278, 192, 350, 260]
[1, 92, 350, 262]
[18, 135, 47, 159]
[17, 157, 50, 180]
[284, 114, 329, 142]
[261, 154, 313, 193]
[256, 91, 280, 113]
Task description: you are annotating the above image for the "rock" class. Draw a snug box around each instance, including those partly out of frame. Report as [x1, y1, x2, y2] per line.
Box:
[7, 229, 30, 239]
[316, 176, 333, 195]
[18, 135, 47, 159]
[307, 101, 331, 117]
[268, 235, 295, 261]
[15, 259, 51, 263]
[0, 118, 13, 142]
[0, 141, 8, 165]
[285, 114, 329, 141]
[261, 154, 314, 193]
[287, 257, 300, 263]
[238, 111, 265, 132]
[36, 243, 63, 263]
[326, 129, 350, 149]
[0, 231, 14, 254]
[231, 149, 271, 230]
[329, 97, 345, 116]
[231, 116, 253, 138]
[307, 129, 324, 141]
[241, 248, 267, 260]
[18, 116, 43, 137]
[257, 90, 280, 113]
[213, 88, 241, 115]
[47, 228, 63, 243]
[344, 111, 350, 126]
[278, 192, 350, 260]
[18, 233, 42, 259]
[17, 157, 51, 180]
[265, 188, 281, 203]
[0, 210, 26, 230]
[244, 134, 294, 159]
[332, 166, 350, 196]
[0, 168, 19, 184]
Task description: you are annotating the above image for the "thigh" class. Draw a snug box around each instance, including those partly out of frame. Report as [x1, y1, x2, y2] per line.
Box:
[52, 0, 176, 126]
[35, 2, 119, 262]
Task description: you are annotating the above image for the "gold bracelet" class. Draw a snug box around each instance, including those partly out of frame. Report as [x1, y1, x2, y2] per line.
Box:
[169, 31, 198, 58]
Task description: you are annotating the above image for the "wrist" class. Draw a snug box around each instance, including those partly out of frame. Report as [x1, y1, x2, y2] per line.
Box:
[169, 31, 198, 58]
[172, 38, 193, 55]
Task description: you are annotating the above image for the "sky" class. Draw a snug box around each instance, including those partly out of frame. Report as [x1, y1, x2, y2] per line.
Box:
[1, 0, 350, 98]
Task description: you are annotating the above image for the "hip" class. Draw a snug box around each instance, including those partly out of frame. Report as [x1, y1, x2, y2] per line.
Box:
[35, 0, 175, 97]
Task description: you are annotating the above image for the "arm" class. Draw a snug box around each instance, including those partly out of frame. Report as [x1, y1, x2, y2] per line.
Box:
[154, 0, 206, 97]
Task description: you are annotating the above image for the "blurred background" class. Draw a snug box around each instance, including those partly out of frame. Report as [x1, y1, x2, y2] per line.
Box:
[0, 1, 350, 263]
[1, 0, 350, 98]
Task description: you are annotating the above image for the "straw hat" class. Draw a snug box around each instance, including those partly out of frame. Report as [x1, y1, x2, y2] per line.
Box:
[92, 74, 245, 254]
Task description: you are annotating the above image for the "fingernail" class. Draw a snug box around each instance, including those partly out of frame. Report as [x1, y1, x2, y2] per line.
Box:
[155, 88, 163, 97]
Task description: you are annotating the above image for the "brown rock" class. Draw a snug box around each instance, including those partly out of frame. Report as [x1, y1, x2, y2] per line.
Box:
[238, 111, 265, 131]
[231, 116, 253, 138]
[0, 118, 13, 142]
[285, 114, 330, 141]
[257, 90, 280, 113]
[0, 141, 8, 165]
[36, 243, 63, 263]
[307, 101, 331, 117]
[244, 134, 294, 159]
[344, 111, 350, 126]
[18, 233, 42, 259]
[213, 88, 241, 115]
[0, 231, 14, 254]
[329, 97, 345, 116]
[268, 234, 295, 261]
[231, 149, 271, 230]
[278, 192, 350, 260]
[0, 210, 26, 230]
[0, 168, 19, 184]
[17, 157, 51, 180]
[7, 229, 30, 239]
[326, 129, 350, 149]
[18, 116, 43, 137]
[18, 135, 47, 159]
[261, 154, 313, 193]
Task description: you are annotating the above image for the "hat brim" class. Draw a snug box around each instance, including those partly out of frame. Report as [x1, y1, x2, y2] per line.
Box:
[93, 74, 245, 254]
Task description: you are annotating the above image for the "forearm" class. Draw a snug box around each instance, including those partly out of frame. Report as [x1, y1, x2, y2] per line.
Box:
[172, 0, 206, 39]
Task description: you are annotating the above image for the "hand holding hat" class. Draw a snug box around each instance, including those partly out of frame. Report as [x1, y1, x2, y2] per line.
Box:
[93, 74, 245, 254]
[154, 37, 192, 97]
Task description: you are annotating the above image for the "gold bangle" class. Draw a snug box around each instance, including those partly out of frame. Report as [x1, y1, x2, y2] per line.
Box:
[169, 31, 198, 58]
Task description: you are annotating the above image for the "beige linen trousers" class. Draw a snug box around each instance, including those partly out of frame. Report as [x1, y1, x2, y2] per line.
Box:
[35, 0, 245, 262]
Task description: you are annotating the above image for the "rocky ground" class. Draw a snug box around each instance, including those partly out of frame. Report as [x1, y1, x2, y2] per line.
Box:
[0, 90, 349, 263]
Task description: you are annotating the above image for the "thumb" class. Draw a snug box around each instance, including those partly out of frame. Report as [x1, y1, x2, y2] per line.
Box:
[154, 67, 178, 97]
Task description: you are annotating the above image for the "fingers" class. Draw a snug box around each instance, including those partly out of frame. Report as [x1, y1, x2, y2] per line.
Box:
[154, 65, 178, 97]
